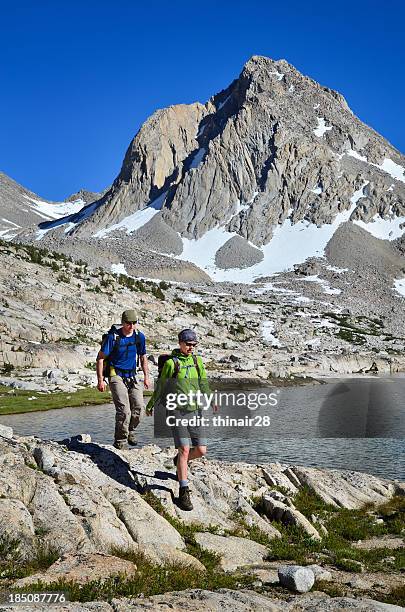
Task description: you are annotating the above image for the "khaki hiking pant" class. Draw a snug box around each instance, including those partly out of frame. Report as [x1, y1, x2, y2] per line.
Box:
[109, 376, 144, 444]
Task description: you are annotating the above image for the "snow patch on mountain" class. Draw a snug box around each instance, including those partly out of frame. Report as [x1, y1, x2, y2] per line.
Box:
[0, 218, 21, 238]
[177, 184, 368, 283]
[94, 192, 167, 238]
[353, 213, 405, 241]
[261, 321, 282, 346]
[270, 70, 284, 81]
[23, 195, 85, 220]
[217, 95, 231, 110]
[393, 279, 405, 298]
[111, 263, 127, 275]
[301, 275, 342, 295]
[189, 148, 206, 169]
[326, 265, 348, 273]
[314, 117, 333, 138]
[346, 151, 405, 184]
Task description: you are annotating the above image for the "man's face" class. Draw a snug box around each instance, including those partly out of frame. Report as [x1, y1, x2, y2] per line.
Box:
[179, 340, 197, 356]
[122, 321, 136, 334]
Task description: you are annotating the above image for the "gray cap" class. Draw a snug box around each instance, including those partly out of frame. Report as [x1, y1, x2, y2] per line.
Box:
[178, 329, 198, 343]
[121, 309, 138, 323]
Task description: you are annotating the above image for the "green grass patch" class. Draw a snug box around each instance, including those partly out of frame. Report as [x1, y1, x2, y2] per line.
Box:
[12, 550, 254, 602]
[0, 383, 153, 414]
[314, 580, 346, 598]
[381, 584, 405, 607]
[293, 487, 337, 520]
[0, 385, 109, 414]
[0, 537, 60, 580]
[250, 489, 405, 573]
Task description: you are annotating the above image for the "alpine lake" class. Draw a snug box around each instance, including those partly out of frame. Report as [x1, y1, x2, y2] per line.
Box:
[1, 375, 404, 481]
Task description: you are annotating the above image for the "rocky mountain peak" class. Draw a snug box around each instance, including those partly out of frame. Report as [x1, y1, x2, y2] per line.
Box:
[22, 55, 404, 281]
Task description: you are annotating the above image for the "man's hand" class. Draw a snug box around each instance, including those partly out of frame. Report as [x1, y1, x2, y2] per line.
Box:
[143, 376, 150, 390]
[97, 380, 107, 392]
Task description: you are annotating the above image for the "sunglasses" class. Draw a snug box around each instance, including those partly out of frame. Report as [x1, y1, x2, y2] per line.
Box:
[124, 321, 137, 325]
[185, 342, 197, 347]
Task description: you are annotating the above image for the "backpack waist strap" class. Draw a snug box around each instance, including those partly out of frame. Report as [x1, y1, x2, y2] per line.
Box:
[110, 366, 136, 378]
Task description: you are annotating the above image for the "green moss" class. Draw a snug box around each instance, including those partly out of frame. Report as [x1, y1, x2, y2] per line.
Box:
[334, 557, 363, 572]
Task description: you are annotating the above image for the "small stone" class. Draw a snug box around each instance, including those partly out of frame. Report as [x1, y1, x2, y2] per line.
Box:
[307, 564, 333, 581]
[249, 568, 279, 584]
[319, 524, 329, 536]
[46, 369, 62, 379]
[33, 447, 55, 471]
[236, 360, 255, 372]
[0, 424, 13, 439]
[278, 565, 315, 593]
[73, 434, 92, 443]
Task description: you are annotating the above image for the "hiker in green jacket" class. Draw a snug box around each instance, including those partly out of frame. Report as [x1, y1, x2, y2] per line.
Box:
[146, 329, 209, 511]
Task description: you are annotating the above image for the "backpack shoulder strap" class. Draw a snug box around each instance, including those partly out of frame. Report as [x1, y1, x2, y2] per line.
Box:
[171, 356, 181, 378]
[111, 332, 121, 354]
[192, 354, 201, 378]
[134, 330, 142, 367]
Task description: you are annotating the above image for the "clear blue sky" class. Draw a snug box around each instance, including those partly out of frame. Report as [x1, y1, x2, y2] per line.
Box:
[1, 0, 404, 201]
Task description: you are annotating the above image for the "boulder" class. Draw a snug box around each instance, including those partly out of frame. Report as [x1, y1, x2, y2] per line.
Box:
[278, 564, 315, 593]
[194, 533, 268, 572]
[0, 498, 36, 560]
[262, 494, 321, 540]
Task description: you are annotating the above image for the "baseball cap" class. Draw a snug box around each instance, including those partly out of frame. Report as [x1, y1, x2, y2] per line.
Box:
[121, 309, 138, 323]
[178, 329, 198, 343]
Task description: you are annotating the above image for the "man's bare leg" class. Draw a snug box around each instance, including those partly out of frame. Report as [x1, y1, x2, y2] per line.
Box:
[177, 445, 190, 482]
[188, 445, 207, 461]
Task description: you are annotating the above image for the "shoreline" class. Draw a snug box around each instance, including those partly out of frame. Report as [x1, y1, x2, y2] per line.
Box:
[2, 370, 405, 416]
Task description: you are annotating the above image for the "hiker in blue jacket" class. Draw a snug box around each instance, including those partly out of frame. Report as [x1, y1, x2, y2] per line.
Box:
[96, 309, 150, 449]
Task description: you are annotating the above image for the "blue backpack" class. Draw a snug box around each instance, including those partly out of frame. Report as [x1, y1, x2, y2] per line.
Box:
[101, 325, 142, 380]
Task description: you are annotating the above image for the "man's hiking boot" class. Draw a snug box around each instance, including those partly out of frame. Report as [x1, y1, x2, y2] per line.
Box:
[128, 435, 137, 446]
[178, 486, 193, 511]
[113, 440, 126, 450]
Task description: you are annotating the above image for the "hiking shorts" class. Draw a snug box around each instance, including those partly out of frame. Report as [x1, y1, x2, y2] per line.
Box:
[169, 408, 208, 448]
